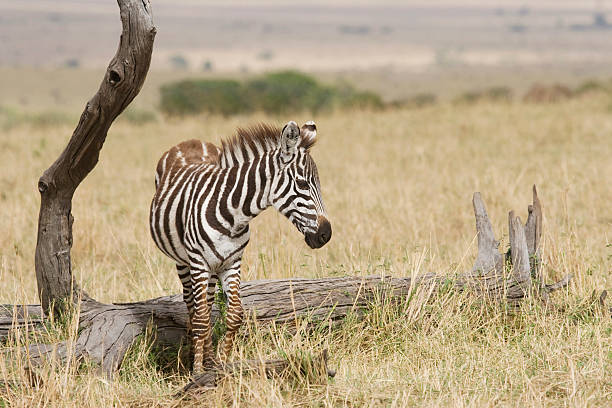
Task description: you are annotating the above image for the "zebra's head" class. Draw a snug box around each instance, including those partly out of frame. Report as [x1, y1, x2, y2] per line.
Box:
[271, 121, 332, 249]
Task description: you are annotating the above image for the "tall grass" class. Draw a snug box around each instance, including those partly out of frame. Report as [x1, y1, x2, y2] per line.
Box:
[0, 95, 611, 406]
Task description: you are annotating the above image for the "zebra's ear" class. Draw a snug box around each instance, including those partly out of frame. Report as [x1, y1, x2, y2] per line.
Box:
[301, 121, 317, 141]
[281, 120, 300, 155]
[300, 121, 317, 150]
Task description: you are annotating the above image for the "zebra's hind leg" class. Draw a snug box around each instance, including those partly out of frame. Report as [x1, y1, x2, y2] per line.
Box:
[206, 274, 218, 309]
[176, 264, 194, 333]
[205, 274, 220, 355]
[189, 264, 215, 374]
[218, 262, 244, 362]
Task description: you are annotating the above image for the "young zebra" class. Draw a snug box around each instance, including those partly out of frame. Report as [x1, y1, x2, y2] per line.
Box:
[150, 120, 331, 373]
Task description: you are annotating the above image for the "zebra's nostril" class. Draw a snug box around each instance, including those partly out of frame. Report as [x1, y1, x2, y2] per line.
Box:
[316, 217, 332, 246]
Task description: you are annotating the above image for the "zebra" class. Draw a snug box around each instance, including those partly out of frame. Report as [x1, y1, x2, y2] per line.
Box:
[149, 120, 331, 373]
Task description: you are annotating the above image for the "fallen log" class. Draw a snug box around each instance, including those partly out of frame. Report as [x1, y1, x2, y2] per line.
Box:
[2, 186, 571, 381]
[2, 276, 433, 374]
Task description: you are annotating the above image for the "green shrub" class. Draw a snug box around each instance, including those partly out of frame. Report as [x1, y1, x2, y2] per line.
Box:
[159, 71, 385, 116]
[169, 54, 189, 70]
[245, 70, 333, 114]
[202, 60, 214, 72]
[485, 86, 513, 102]
[454, 86, 513, 105]
[453, 91, 483, 105]
[160, 79, 250, 116]
[574, 79, 608, 96]
[342, 91, 384, 109]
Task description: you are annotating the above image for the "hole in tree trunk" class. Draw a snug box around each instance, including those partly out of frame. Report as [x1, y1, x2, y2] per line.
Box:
[109, 70, 121, 85]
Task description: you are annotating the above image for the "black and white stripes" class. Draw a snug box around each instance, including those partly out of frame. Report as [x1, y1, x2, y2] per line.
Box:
[149, 121, 331, 372]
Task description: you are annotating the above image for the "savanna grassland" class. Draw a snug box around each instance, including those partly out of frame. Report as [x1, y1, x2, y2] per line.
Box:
[1, 89, 611, 406]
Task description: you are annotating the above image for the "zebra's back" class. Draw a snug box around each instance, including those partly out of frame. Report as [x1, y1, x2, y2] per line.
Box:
[154, 139, 220, 189]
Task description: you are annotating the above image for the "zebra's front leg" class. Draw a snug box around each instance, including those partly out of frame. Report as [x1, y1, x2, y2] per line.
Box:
[218, 263, 244, 362]
[189, 266, 215, 374]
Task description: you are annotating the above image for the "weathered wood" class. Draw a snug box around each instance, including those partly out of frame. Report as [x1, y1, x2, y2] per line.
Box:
[7, 276, 437, 376]
[18, 296, 187, 374]
[470, 192, 504, 277]
[0, 304, 44, 341]
[524, 185, 543, 281]
[34, 0, 156, 316]
[508, 211, 532, 299]
[464, 192, 534, 302]
[3, 267, 572, 376]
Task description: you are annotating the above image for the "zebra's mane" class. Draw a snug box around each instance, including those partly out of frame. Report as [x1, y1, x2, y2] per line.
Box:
[217, 123, 316, 168]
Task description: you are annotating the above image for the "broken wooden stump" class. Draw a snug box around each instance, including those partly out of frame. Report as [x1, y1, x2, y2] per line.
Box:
[464, 185, 570, 303]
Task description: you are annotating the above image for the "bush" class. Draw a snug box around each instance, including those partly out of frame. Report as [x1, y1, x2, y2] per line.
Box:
[341, 90, 384, 110]
[245, 71, 332, 114]
[201, 60, 214, 72]
[160, 79, 249, 116]
[574, 80, 608, 96]
[453, 91, 483, 105]
[159, 71, 385, 116]
[169, 55, 189, 70]
[485, 86, 513, 102]
[453, 86, 513, 105]
[523, 84, 573, 103]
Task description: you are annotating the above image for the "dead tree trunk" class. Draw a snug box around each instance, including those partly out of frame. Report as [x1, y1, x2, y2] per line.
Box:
[34, 0, 156, 316]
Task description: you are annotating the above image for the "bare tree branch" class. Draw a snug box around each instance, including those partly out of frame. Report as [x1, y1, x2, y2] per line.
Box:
[34, 0, 156, 316]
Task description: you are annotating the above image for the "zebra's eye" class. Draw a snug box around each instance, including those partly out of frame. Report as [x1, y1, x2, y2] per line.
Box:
[296, 178, 309, 190]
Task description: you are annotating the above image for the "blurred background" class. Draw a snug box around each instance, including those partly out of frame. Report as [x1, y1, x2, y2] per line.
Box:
[2, 0, 612, 114]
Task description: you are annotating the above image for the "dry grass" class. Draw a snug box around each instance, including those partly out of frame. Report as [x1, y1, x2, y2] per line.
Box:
[1, 94, 611, 406]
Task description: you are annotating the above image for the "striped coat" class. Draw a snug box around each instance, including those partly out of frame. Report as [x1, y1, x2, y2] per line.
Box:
[150, 121, 331, 372]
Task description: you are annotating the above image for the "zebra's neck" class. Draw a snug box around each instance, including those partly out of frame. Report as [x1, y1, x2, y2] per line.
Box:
[223, 150, 283, 231]
[218, 134, 279, 169]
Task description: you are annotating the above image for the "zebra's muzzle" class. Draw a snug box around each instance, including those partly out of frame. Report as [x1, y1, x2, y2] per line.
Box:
[305, 216, 332, 249]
